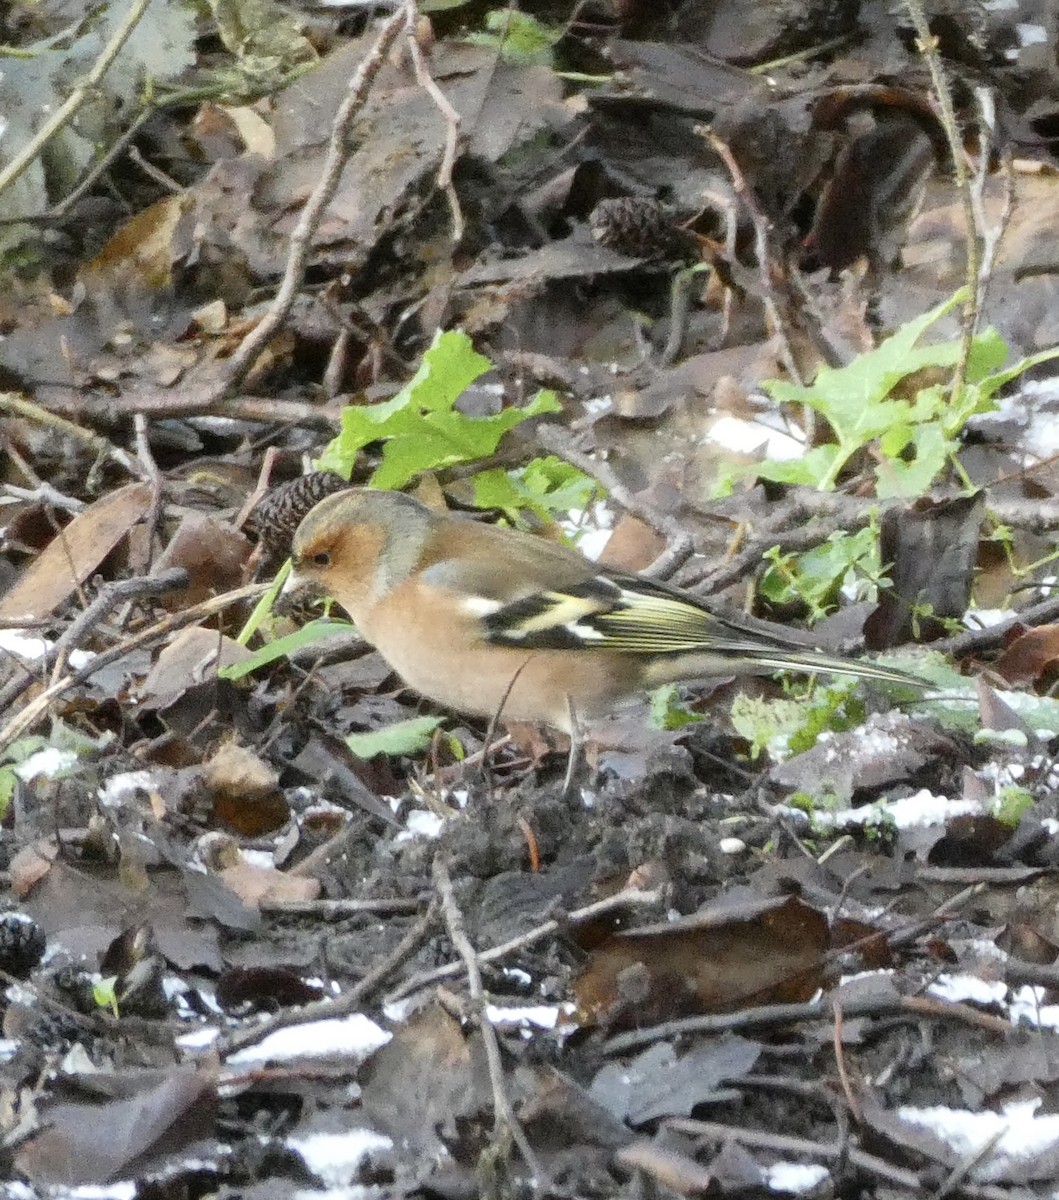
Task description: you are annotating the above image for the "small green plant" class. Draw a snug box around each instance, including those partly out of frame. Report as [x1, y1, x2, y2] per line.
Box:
[759, 526, 886, 619]
[472, 456, 603, 529]
[730, 682, 868, 761]
[0, 736, 47, 819]
[736, 291, 1059, 498]
[345, 716, 448, 760]
[316, 330, 561, 488]
[648, 684, 706, 731]
[93, 976, 120, 1018]
[466, 10, 563, 65]
[994, 785, 1034, 827]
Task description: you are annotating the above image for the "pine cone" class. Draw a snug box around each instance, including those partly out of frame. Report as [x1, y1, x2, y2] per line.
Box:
[589, 197, 697, 261]
[246, 472, 349, 559]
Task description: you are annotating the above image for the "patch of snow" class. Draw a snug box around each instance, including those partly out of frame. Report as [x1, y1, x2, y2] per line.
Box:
[98, 771, 155, 806]
[224, 1014, 391, 1067]
[808, 788, 981, 831]
[897, 1097, 1059, 1182]
[241, 849, 276, 869]
[962, 608, 1009, 629]
[290, 1129, 393, 1187]
[765, 1162, 831, 1192]
[1016, 23, 1048, 46]
[14, 747, 78, 781]
[1008, 985, 1059, 1030]
[706, 414, 805, 461]
[395, 809, 445, 843]
[0, 628, 93, 669]
[928, 974, 1007, 1007]
[485, 1004, 562, 1030]
[719, 837, 747, 854]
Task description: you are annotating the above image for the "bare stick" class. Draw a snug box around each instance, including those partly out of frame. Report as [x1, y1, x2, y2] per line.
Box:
[405, 27, 464, 242]
[969, 86, 1014, 317]
[386, 886, 664, 1001]
[216, 901, 437, 1058]
[0, 581, 267, 751]
[699, 126, 803, 386]
[535, 424, 693, 579]
[38, 386, 341, 431]
[0, 392, 143, 479]
[433, 856, 545, 1188]
[0, 0, 152, 202]
[903, 0, 978, 402]
[223, 2, 414, 392]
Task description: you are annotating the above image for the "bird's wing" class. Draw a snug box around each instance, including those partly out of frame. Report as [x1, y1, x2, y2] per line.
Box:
[421, 559, 921, 684]
[475, 570, 788, 655]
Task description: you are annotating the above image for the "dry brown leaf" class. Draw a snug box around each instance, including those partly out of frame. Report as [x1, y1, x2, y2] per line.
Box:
[219, 861, 320, 907]
[0, 483, 152, 619]
[574, 895, 829, 1028]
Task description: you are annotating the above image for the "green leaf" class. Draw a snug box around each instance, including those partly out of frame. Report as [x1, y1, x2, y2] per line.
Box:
[648, 684, 704, 731]
[471, 455, 602, 525]
[219, 619, 354, 680]
[346, 716, 445, 760]
[93, 976, 120, 1017]
[994, 785, 1034, 827]
[0, 768, 15, 820]
[235, 559, 291, 646]
[759, 528, 883, 618]
[315, 330, 560, 486]
[467, 10, 562, 65]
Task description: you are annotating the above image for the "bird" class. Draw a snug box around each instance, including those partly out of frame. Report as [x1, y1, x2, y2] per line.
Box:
[285, 488, 921, 774]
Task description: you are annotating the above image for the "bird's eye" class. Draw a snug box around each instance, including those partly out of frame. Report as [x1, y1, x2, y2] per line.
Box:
[313, 551, 331, 567]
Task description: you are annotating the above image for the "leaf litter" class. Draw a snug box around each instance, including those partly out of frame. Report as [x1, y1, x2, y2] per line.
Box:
[3, 0, 1059, 1196]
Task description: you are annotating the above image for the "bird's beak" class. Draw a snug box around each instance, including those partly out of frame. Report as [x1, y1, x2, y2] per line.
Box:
[282, 563, 306, 596]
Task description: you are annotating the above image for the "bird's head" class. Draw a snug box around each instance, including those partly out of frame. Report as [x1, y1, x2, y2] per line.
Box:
[286, 488, 435, 613]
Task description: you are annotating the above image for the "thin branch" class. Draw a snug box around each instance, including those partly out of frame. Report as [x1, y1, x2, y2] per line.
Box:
[698, 126, 803, 386]
[0, 392, 143, 479]
[0, 0, 153, 202]
[222, 1, 415, 393]
[0, 581, 268, 752]
[215, 900, 438, 1059]
[386, 886, 664, 1002]
[535, 424, 693, 579]
[406, 27, 464, 242]
[433, 856, 545, 1188]
[903, 0, 978, 401]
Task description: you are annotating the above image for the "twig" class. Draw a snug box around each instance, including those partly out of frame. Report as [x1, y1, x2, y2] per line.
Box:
[216, 900, 437, 1059]
[0, 0, 152, 202]
[386, 886, 664, 1002]
[49, 568, 187, 685]
[929, 1127, 1007, 1200]
[0, 581, 267, 752]
[968, 88, 1013, 319]
[405, 26, 464, 242]
[929, 594, 1059, 657]
[667, 1117, 923, 1192]
[433, 855, 545, 1188]
[602, 991, 1013, 1056]
[0, 569, 187, 711]
[259, 896, 427, 918]
[698, 126, 803, 386]
[222, 1, 415, 393]
[903, 0, 978, 402]
[0, 392, 143, 479]
[35, 386, 342, 431]
[535, 424, 693, 580]
[831, 1000, 862, 1125]
[133, 413, 165, 562]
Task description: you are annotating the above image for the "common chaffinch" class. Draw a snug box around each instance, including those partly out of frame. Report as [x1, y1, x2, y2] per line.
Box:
[285, 488, 919, 736]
